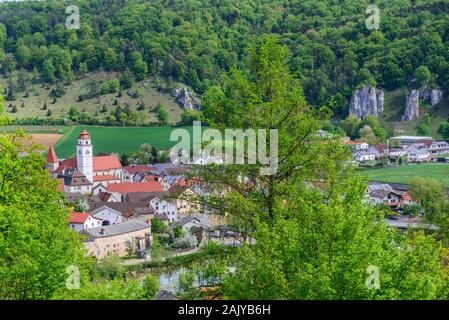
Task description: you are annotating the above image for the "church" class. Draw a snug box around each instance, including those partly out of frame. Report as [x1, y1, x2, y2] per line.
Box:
[46, 129, 123, 195]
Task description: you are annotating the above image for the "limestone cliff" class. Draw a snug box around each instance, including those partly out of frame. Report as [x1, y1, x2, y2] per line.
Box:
[349, 86, 384, 119]
[401, 90, 420, 122]
[172, 85, 201, 110]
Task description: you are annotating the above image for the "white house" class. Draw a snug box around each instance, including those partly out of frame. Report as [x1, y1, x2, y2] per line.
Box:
[60, 169, 92, 194]
[353, 142, 369, 151]
[149, 196, 178, 223]
[174, 216, 203, 234]
[406, 145, 431, 162]
[353, 151, 376, 162]
[368, 188, 402, 207]
[90, 205, 125, 225]
[68, 212, 103, 232]
[430, 141, 449, 155]
[388, 148, 407, 157]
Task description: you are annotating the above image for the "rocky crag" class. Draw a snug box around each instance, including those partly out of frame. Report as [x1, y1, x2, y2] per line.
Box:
[401, 86, 443, 122]
[172, 85, 201, 110]
[349, 86, 384, 119]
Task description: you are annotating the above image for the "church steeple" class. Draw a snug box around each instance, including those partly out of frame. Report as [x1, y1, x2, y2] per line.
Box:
[45, 146, 59, 172]
[76, 129, 93, 183]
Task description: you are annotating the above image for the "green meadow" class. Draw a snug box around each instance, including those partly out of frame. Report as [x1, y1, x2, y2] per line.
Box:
[54, 126, 195, 159]
[360, 163, 449, 186]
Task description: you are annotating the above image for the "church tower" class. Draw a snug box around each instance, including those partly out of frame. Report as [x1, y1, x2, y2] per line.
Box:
[45, 146, 59, 172]
[76, 129, 93, 183]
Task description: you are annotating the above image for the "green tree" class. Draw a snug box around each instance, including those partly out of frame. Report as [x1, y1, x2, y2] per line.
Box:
[438, 122, 449, 140]
[130, 51, 148, 81]
[43, 59, 56, 83]
[415, 66, 431, 87]
[157, 106, 168, 125]
[141, 274, 159, 300]
[417, 123, 431, 136]
[0, 131, 86, 299]
[193, 37, 449, 300]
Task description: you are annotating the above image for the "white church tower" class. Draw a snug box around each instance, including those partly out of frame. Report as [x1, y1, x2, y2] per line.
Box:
[76, 129, 93, 183]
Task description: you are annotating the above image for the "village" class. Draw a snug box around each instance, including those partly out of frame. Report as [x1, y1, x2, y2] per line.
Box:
[43, 130, 435, 264]
[46, 129, 241, 263]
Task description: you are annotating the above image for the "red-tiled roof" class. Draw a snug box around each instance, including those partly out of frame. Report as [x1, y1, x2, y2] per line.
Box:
[68, 212, 90, 224]
[78, 129, 90, 140]
[46, 146, 58, 163]
[402, 192, 413, 201]
[143, 174, 158, 181]
[93, 175, 120, 182]
[54, 155, 122, 174]
[107, 181, 163, 193]
[93, 156, 122, 171]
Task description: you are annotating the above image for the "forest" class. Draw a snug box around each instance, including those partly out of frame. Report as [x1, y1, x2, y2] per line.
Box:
[0, 0, 449, 119]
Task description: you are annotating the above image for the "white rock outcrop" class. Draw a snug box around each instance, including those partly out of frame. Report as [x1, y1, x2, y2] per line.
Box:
[401, 90, 420, 122]
[172, 85, 201, 110]
[349, 86, 384, 119]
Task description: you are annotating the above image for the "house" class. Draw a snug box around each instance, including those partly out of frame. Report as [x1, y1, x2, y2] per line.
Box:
[106, 181, 163, 201]
[90, 202, 155, 224]
[390, 136, 433, 147]
[388, 148, 407, 158]
[174, 216, 203, 233]
[430, 141, 449, 155]
[366, 146, 383, 159]
[68, 212, 102, 232]
[47, 130, 123, 193]
[353, 151, 376, 162]
[352, 141, 369, 151]
[90, 205, 125, 225]
[367, 183, 418, 209]
[81, 219, 152, 259]
[402, 192, 418, 206]
[123, 164, 157, 182]
[153, 213, 170, 225]
[406, 145, 431, 162]
[59, 169, 92, 194]
[91, 191, 115, 203]
[149, 195, 178, 223]
[368, 189, 402, 208]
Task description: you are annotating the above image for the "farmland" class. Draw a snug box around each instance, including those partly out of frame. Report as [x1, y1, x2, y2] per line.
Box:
[54, 126, 195, 159]
[360, 163, 449, 187]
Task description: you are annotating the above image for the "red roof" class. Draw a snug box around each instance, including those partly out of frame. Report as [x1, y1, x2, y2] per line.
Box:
[93, 156, 122, 171]
[402, 192, 413, 201]
[143, 174, 158, 181]
[107, 181, 163, 193]
[46, 146, 58, 163]
[78, 129, 91, 140]
[54, 155, 122, 174]
[93, 175, 120, 182]
[68, 212, 90, 224]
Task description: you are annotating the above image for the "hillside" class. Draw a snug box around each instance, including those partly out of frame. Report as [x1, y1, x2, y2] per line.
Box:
[0, 71, 184, 124]
[1, 0, 449, 120]
[380, 89, 449, 137]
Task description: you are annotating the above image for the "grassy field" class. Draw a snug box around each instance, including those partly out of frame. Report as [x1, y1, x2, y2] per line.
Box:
[0, 71, 183, 124]
[360, 163, 449, 186]
[54, 125, 196, 159]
